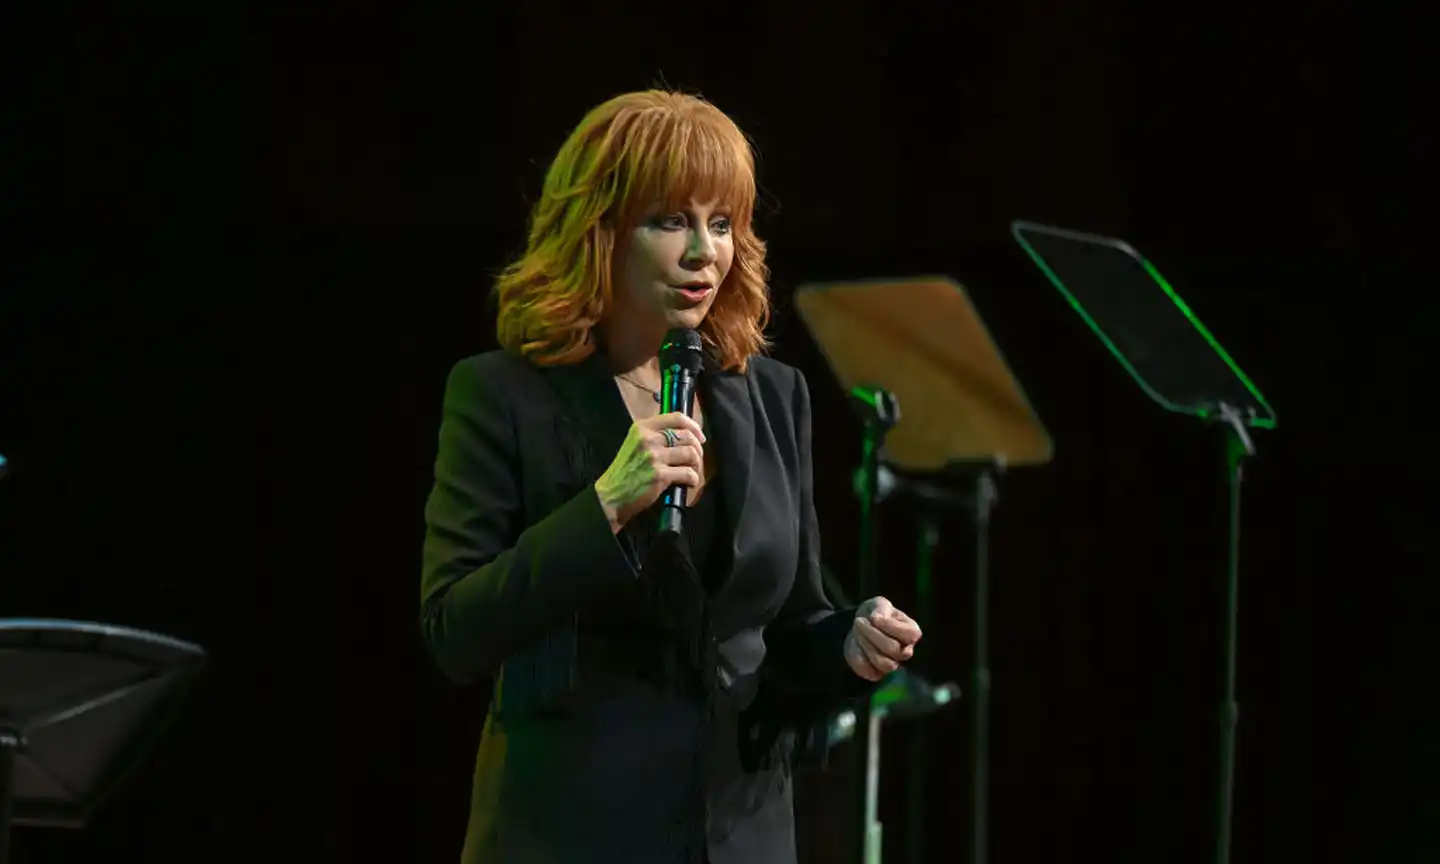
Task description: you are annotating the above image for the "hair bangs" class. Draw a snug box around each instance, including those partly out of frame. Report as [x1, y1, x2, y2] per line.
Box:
[615, 105, 756, 227]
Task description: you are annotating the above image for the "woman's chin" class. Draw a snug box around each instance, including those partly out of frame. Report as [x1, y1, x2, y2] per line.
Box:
[662, 306, 710, 332]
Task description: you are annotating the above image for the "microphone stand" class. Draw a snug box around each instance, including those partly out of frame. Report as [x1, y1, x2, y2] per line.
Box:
[847, 386, 899, 864]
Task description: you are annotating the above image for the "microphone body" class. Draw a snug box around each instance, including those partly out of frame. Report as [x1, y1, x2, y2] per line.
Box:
[657, 328, 705, 537]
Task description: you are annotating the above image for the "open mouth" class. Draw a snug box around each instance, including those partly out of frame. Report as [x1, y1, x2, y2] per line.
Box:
[672, 283, 714, 302]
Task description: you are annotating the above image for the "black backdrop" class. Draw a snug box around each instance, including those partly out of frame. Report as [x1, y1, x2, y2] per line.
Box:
[3, 3, 1434, 863]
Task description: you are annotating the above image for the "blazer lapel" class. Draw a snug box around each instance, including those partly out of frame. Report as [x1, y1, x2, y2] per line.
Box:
[542, 350, 634, 484]
[541, 347, 756, 581]
[701, 365, 754, 581]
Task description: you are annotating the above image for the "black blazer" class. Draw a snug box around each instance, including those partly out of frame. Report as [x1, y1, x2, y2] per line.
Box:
[420, 347, 869, 864]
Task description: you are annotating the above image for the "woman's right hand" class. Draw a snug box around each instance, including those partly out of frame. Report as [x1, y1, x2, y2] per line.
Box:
[595, 412, 707, 533]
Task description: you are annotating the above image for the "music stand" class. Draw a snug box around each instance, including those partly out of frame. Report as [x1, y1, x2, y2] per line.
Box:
[1010, 220, 1276, 864]
[0, 619, 206, 864]
[796, 276, 1054, 864]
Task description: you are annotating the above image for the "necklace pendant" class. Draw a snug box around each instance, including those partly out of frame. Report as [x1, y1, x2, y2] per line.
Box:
[652, 392, 662, 405]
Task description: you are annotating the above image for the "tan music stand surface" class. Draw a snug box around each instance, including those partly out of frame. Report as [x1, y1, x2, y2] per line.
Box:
[795, 275, 1049, 864]
[794, 276, 1052, 473]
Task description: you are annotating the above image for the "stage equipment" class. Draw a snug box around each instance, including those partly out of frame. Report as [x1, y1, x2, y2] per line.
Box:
[797, 276, 1054, 864]
[1011, 220, 1276, 864]
[0, 619, 206, 864]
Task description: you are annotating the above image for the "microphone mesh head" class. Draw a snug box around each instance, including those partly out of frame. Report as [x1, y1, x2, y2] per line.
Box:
[660, 328, 705, 373]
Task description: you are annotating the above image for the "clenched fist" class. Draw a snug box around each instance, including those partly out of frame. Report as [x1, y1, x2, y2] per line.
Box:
[595, 412, 707, 533]
[844, 596, 923, 682]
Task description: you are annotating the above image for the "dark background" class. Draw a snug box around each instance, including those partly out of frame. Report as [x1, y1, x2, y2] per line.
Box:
[3, 3, 1434, 863]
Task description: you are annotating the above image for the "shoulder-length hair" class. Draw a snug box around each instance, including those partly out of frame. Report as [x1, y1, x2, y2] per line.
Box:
[493, 90, 770, 372]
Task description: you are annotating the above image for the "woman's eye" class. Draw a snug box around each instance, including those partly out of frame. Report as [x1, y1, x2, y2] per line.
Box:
[655, 214, 686, 230]
[710, 218, 732, 236]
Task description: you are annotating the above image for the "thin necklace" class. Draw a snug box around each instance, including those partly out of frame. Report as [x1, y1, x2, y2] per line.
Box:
[618, 374, 662, 404]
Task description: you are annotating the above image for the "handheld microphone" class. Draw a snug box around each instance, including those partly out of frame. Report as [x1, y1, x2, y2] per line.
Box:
[657, 328, 705, 537]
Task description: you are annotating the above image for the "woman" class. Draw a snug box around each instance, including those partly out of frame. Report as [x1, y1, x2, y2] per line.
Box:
[420, 89, 923, 864]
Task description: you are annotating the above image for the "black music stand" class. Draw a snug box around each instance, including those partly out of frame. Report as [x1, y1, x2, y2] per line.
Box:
[0, 619, 206, 864]
[1011, 220, 1277, 864]
[797, 276, 1054, 864]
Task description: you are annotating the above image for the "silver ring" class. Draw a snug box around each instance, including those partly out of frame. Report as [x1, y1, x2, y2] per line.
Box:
[662, 428, 679, 448]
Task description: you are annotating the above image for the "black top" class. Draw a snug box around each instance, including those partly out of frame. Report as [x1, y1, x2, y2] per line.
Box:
[686, 465, 727, 597]
[621, 421, 726, 600]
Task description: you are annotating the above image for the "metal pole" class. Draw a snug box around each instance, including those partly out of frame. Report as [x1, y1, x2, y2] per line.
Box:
[906, 513, 940, 863]
[1214, 407, 1252, 864]
[969, 471, 995, 864]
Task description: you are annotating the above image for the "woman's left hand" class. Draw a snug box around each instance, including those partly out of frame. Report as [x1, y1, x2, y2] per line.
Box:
[844, 596, 923, 682]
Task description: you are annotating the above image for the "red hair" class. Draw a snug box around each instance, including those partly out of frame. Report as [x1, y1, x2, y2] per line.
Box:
[493, 90, 771, 372]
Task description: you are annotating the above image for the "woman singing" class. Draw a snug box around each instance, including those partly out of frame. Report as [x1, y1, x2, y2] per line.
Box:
[420, 89, 923, 864]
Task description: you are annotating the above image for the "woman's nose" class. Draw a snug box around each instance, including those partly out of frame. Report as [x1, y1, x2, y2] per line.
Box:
[684, 228, 717, 267]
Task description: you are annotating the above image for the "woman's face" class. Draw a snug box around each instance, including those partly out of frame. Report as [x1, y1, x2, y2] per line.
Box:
[610, 196, 734, 339]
